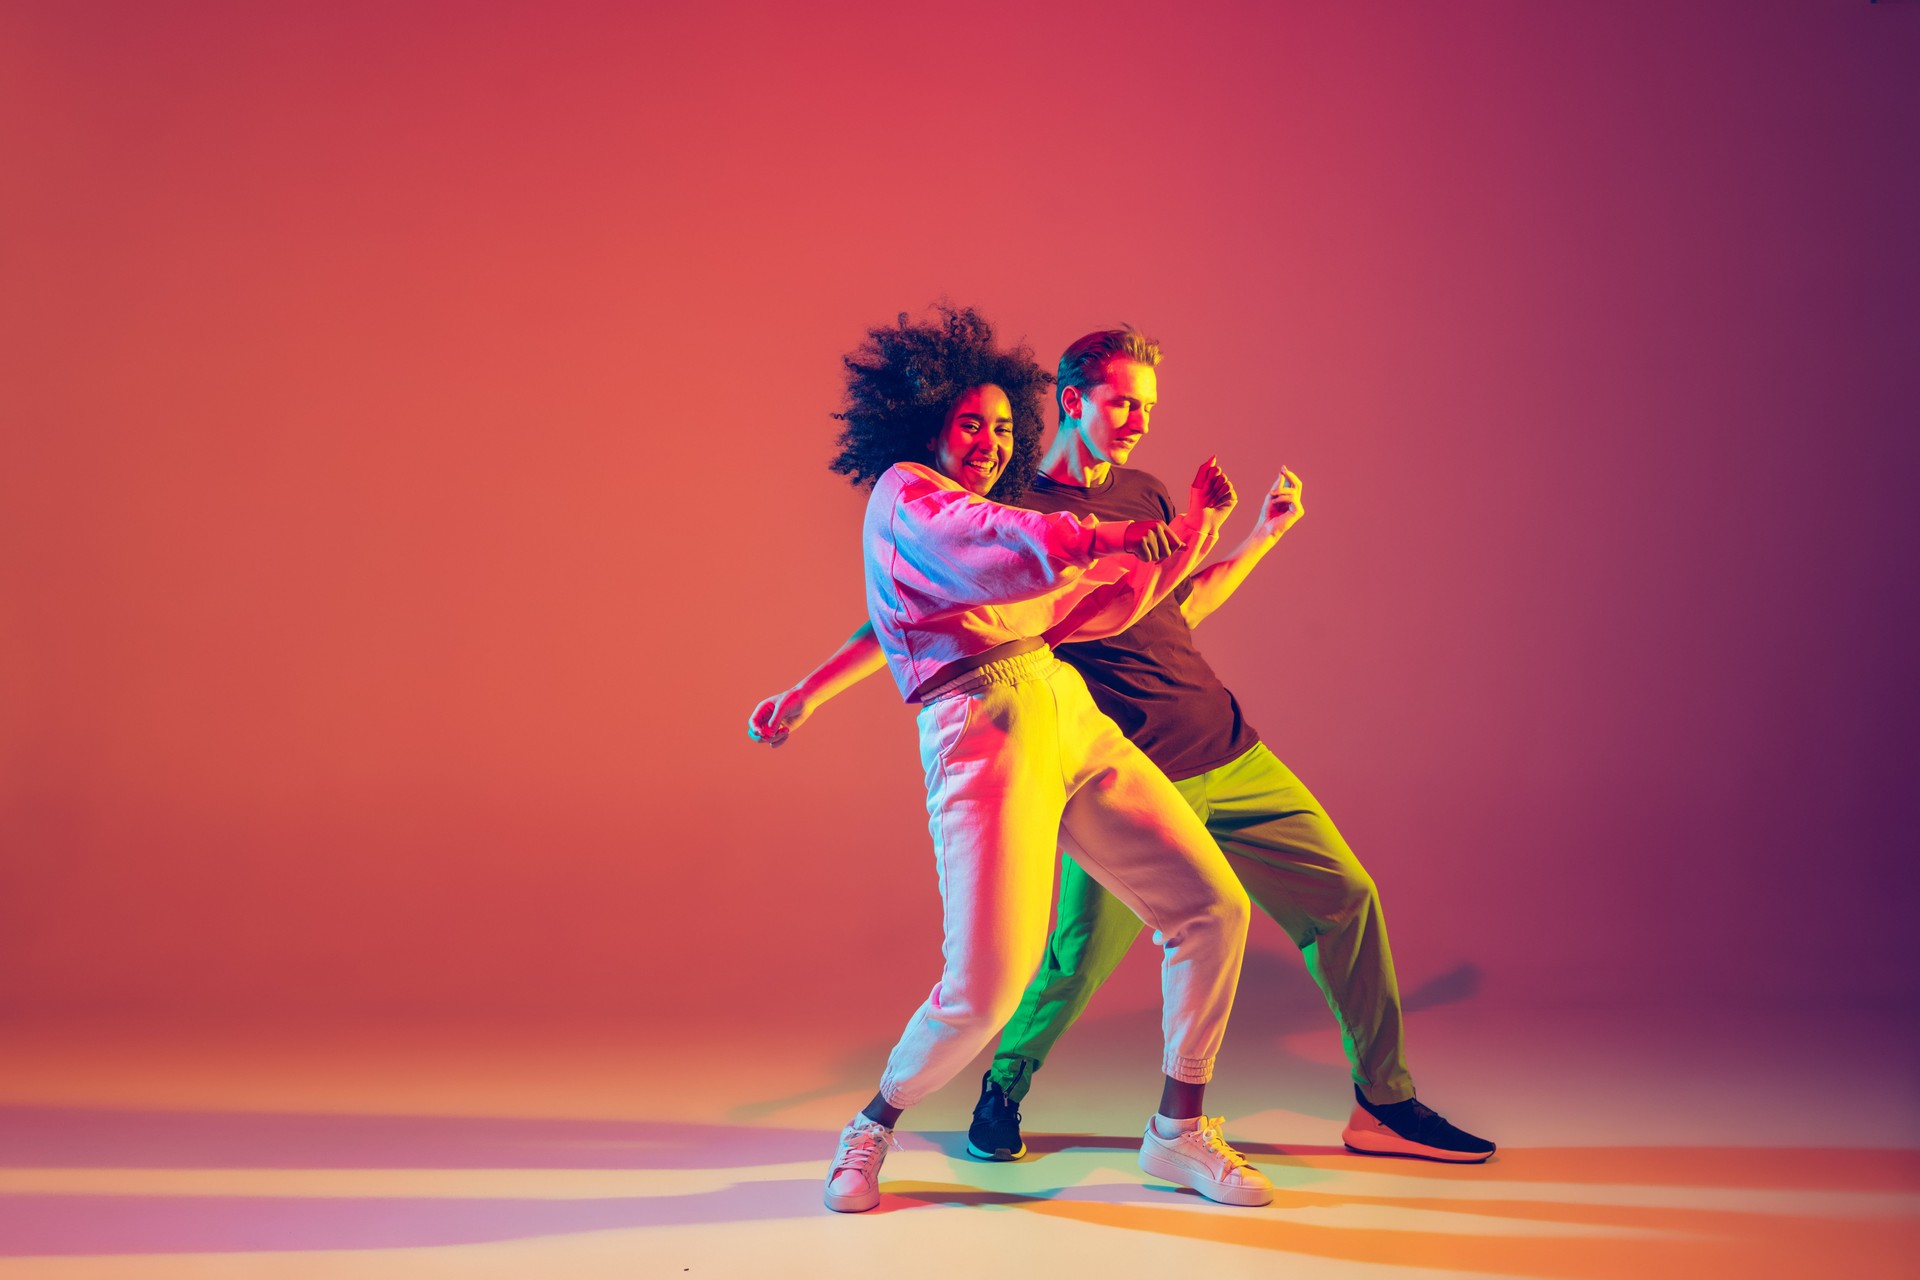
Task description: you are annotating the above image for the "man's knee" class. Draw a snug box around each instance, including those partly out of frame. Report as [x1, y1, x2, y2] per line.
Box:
[1338, 861, 1381, 915]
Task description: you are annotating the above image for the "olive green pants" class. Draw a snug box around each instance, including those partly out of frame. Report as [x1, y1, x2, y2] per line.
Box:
[989, 741, 1416, 1106]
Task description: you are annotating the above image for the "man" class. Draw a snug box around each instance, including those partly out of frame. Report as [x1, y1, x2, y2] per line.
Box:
[751, 328, 1494, 1164]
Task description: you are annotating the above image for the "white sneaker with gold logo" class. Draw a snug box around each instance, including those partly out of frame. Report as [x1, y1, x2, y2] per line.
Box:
[1138, 1114, 1274, 1206]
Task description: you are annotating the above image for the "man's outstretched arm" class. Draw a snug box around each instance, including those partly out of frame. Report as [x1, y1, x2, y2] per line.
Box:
[747, 621, 885, 748]
[1179, 466, 1306, 629]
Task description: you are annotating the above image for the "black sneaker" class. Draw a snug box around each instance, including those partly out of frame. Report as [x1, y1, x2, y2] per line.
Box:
[966, 1071, 1027, 1161]
[1342, 1086, 1495, 1163]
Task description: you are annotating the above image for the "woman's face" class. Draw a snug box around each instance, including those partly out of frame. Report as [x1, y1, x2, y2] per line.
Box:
[931, 384, 1014, 496]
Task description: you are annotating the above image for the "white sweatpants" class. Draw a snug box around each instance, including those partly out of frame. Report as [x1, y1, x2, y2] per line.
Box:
[877, 647, 1250, 1109]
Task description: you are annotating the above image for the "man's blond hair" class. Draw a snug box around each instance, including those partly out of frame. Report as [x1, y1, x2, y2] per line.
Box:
[1056, 327, 1161, 423]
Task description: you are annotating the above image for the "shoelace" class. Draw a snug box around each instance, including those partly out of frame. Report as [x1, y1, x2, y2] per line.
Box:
[1191, 1116, 1251, 1170]
[1374, 1098, 1448, 1142]
[1402, 1101, 1444, 1136]
[835, 1122, 892, 1175]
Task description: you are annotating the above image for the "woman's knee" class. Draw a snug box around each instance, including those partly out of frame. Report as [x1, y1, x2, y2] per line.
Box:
[937, 955, 1040, 1031]
[1215, 880, 1253, 934]
[1169, 877, 1249, 942]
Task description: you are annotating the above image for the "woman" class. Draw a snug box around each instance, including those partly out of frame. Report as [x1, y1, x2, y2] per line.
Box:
[788, 307, 1270, 1212]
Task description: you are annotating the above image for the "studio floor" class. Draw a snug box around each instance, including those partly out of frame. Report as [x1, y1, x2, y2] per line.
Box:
[1, 1002, 1914, 1279]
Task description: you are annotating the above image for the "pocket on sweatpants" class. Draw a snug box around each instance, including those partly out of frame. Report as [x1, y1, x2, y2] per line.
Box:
[917, 692, 977, 776]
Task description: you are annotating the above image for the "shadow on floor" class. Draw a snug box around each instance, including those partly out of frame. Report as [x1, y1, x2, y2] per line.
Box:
[0, 1101, 1914, 1273]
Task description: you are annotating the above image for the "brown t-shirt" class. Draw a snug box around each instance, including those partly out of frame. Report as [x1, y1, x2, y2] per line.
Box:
[1012, 468, 1261, 781]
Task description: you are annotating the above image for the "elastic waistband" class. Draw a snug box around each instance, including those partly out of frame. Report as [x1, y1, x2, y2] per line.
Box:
[919, 645, 1058, 703]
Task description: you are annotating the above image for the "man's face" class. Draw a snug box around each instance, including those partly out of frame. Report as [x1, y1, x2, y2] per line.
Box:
[930, 383, 1015, 496]
[1068, 359, 1158, 466]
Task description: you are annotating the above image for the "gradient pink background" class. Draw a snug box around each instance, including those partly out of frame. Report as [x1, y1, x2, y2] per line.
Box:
[3, 1, 1915, 1036]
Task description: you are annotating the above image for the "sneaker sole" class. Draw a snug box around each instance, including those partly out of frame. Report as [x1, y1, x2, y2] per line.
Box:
[823, 1187, 881, 1213]
[1342, 1125, 1494, 1164]
[1138, 1146, 1274, 1207]
[966, 1138, 1027, 1161]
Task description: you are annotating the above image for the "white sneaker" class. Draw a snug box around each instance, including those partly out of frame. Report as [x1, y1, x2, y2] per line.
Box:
[824, 1115, 894, 1213]
[1138, 1114, 1274, 1207]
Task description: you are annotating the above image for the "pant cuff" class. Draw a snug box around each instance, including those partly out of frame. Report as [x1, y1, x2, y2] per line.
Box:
[1359, 1078, 1416, 1106]
[989, 1055, 1037, 1102]
[1163, 1053, 1215, 1085]
[878, 1076, 917, 1110]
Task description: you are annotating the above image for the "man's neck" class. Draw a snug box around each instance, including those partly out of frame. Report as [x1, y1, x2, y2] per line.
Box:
[1038, 428, 1113, 488]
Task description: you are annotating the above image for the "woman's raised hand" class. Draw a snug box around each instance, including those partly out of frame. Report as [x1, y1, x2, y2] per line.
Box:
[1188, 455, 1237, 524]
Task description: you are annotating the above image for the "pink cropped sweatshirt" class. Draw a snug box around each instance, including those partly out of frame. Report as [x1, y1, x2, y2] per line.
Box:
[862, 462, 1217, 700]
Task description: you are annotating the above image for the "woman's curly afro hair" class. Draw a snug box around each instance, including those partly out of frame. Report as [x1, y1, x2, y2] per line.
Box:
[829, 305, 1054, 501]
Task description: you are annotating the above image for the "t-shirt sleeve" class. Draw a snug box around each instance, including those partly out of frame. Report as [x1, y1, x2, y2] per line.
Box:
[1133, 472, 1195, 604]
[1147, 474, 1178, 523]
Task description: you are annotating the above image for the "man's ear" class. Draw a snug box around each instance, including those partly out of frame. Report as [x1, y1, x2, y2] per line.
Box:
[1059, 384, 1085, 423]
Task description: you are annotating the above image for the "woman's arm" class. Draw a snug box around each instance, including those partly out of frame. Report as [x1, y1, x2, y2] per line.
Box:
[882, 468, 1111, 607]
[746, 621, 885, 748]
[1043, 517, 1219, 644]
[1045, 458, 1238, 644]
